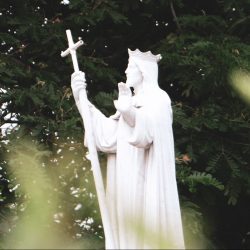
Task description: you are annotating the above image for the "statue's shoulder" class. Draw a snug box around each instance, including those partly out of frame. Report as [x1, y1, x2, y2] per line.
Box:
[155, 88, 172, 104]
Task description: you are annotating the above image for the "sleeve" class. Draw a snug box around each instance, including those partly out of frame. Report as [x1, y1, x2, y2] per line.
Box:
[127, 92, 172, 149]
[128, 106, 154, 148]
[85, 106, 118, 153]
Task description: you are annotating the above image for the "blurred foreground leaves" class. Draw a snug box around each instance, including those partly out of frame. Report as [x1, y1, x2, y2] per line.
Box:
[230, 70, 250, 105]
[2, 137, 104, 249]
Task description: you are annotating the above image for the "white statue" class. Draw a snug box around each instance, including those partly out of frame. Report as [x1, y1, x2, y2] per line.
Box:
[71, 49, 185, 249]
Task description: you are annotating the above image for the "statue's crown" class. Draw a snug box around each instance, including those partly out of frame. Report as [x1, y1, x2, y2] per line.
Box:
[128, 48, 162, 63]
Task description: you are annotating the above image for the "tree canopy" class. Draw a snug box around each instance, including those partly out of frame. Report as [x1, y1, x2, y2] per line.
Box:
[0, 0, 250, 249]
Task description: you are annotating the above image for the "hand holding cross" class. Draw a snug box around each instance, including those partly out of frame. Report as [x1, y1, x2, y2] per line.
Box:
[61, 30, 116, 249]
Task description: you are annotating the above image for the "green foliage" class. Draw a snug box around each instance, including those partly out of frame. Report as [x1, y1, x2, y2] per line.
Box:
[188, 171, 224, 193]
[2, 138, 103, 249]
[0, 0, 250, 249]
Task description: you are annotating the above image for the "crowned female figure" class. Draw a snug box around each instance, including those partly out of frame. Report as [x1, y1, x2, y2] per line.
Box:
[71, 49, 185, 249]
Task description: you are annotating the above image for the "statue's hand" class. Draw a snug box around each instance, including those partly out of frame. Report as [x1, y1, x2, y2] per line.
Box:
[71, 71, 86, 102]
[114, 82, 135, 126]
[114, 82, 132, 113]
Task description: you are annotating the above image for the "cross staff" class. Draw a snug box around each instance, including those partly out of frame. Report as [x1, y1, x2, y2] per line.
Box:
[61, 30, 84, 71]
[61, 30, 116, 249]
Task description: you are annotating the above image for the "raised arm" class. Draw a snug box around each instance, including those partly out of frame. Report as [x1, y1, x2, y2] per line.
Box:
[71, 71, 118, 153]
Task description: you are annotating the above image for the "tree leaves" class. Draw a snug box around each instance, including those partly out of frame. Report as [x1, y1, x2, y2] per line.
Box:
[0, 0, 250, 248]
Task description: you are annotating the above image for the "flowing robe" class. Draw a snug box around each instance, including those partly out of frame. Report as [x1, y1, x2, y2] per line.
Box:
[88, 88, 185, 249]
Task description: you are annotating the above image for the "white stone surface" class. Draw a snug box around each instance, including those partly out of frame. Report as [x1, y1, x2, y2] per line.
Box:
[71, 49, 185, 249]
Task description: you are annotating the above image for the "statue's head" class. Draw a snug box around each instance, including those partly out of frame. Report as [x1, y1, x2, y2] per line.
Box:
[126, 49, 162, 89]
[125, 56, 143, 88]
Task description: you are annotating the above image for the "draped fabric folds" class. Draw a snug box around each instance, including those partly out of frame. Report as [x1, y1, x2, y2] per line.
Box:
[87, 88, 185, 249]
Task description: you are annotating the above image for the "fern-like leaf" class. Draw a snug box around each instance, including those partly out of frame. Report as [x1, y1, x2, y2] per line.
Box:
[187, 171, 224, 193]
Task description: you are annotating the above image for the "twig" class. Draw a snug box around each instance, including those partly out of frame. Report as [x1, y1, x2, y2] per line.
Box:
[170, 1, 182, 33]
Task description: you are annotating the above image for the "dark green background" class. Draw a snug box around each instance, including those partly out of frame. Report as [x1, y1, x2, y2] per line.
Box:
[0, 0, 250, 249]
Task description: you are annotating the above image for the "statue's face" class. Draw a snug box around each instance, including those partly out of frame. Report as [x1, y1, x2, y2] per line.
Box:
[125, 60, 143, 88]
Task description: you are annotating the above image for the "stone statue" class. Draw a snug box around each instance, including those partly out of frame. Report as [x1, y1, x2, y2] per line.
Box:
[71, 49, 185, 249]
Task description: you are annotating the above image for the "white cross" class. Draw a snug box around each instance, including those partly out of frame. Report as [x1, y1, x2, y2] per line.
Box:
[61, 29, 84, 72]
[61, 29, 117, 248]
